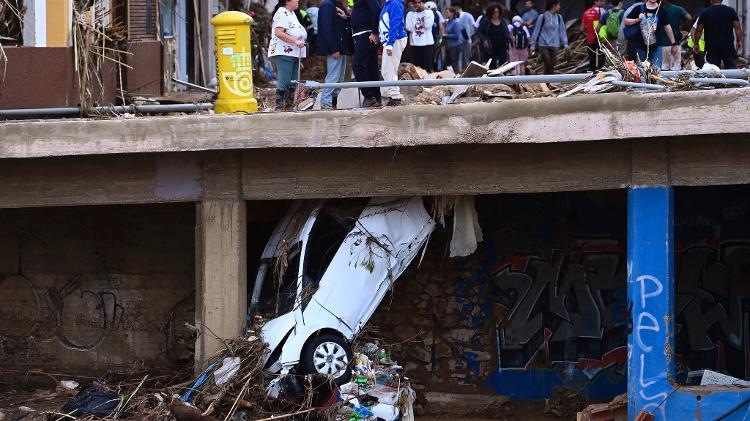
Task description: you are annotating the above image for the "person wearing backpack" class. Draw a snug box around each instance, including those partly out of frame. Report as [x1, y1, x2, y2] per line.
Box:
[508, 15, 531, 74]
[581, 0, 607, 72]
[623, 0, 678, 68]
[599, 0, 624, 43]
[530, 0, 568, 74]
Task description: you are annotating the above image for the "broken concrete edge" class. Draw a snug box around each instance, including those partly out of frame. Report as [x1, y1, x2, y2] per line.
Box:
[1, 87, 748, 159]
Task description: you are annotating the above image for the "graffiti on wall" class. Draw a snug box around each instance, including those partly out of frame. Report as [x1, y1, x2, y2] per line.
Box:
[479, 240, 750, 399]
[674, 241, 750, 377]
[0, 273, 125, 355]
[488, 241, 628, 394]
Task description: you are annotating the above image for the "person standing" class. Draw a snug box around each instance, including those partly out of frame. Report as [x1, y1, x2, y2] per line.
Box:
[425, 1, 446, 70]
[508, 15, 531, 74]
[477, 3, 510, 69]
[443, 6, 466, 72]
[581, 0, 606, 72]
[521, 0, 539, 27]
[623, 0, 678, 68]
[350, 0, 382, 107]
[317, 0, 353, 109]
[269, 0, 308, 109]
[406, 0, 436, 71]
[379, 0, 408, 106]
[452, 2, 476, 69]
[658, 0, 691, 70]
[693, 0, 743, 68]
[530, 0, 568, 74]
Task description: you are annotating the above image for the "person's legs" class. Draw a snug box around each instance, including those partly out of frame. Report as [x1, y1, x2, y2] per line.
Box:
[422, 44, 434, 72]
[634, 47, 647, 63]
[722, 49, 737, 69]
[540, 47, 556, 74]
[661, 47, 671, 70]
[381, 38, 407, 101]
[353, 34, 379, 100]
[271, 55, 295, 108]
[365, 40, 382, 100]
[449, 46, 462, 73]
[588, 43, 598, 72]
[461, 40, 472, 70]
[649, 46, 663, 68]
[321, 54, 345, 108]
[670, 46, 682, 70]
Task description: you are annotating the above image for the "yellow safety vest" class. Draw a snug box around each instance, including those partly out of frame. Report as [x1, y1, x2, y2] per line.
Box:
[687, 32, 705, 52]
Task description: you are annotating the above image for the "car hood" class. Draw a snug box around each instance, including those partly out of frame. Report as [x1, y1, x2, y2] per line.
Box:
[260, 311, 296, 358]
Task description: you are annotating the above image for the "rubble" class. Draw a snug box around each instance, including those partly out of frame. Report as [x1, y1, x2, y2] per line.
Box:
[577, 393, 627, 421]
[543, 386, 589, 419]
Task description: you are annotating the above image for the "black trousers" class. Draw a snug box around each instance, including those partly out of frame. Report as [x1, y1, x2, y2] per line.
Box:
[352, 33, 381, 100]
[588, 42, 604, 71]
[411, 44, 434, 72]
[706, 47, 737, 69]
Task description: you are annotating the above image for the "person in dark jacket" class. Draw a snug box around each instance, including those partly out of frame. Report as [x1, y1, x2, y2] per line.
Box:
[351, 0, 382, 107]
[476, 3, 510, 68]
[317, 0, 353, 108]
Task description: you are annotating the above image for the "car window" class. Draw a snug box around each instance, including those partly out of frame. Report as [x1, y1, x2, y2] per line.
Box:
[256, 243, 301, 317]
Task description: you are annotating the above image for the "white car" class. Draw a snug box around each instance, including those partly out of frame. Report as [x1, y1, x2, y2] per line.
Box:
[251, 197, 435, 384]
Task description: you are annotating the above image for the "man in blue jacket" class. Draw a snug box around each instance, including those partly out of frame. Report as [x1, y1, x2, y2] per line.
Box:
[317, 0, 353, 109]
[351, 0, 382, 107]
[379, 0, 408, 106]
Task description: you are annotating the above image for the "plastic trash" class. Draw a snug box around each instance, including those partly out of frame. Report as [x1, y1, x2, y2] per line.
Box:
[60, 380, 79, 390]
[371, 402, 400, 421]
[214, 357, 241, 386]
[60, 381, 121, 418]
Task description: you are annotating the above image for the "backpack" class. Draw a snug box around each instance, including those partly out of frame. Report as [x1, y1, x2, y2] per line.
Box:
[605, 8, 623, 38]
[623, 4, 644, 41]
[513, 25, 529, 49]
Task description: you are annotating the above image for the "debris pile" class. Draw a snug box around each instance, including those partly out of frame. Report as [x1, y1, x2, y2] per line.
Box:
[332, 343, 415, 421]
[542, 386, 589, 419]
[577, 393, 627, 421]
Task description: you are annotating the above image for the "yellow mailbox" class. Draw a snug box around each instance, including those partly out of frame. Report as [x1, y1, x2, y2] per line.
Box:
[211, 11, 258, 114]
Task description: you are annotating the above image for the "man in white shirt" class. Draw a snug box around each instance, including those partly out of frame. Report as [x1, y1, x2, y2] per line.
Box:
[406, 0, 436, 71]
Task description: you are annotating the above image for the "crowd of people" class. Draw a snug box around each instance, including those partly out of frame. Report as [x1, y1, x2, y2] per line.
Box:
[265, 0, 746, 109]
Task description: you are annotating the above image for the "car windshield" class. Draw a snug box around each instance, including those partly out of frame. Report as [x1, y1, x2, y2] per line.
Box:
[255, 243, 301, 318]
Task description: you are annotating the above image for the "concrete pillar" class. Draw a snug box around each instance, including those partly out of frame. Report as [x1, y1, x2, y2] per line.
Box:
[195, 199, 247, 370]
[627, 186, 674, 420]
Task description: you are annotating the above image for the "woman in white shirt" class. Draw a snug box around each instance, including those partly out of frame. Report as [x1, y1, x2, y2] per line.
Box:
[269, 0, 308, 109]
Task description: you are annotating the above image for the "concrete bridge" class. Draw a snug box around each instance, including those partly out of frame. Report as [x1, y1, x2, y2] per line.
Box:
[3, 88, 750, 420]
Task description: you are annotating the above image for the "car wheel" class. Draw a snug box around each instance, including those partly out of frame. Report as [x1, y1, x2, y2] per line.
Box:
[300, 333, 353, 385]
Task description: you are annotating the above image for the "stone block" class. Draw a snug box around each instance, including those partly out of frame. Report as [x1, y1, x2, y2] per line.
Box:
[423, 392, 510, 417]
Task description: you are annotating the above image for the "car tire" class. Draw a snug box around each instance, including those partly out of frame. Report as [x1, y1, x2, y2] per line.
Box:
[300, 333, 353, 386]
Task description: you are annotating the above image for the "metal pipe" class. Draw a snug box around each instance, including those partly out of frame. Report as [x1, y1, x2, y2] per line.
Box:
[299, 69, 750, 90]
[299, 73, 595, 89]
[0, 103, 214, 118]
[171, 77, 218, 94]
[688, 77, 750, 86]
[611, 80, 665, 90]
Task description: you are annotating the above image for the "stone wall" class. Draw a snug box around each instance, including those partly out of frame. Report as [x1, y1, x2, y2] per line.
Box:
[0, 204, 195, 376]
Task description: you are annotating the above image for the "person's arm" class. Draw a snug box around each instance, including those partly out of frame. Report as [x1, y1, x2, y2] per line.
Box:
[733, 19, 744, 52]
[530, 14, 542, 49]
[559, 15, 568, 47]
[367, 0, 381, 34]
[405, 11, 415, 32]
[275, 27, 306, 47]
[624, 8, 641, 26]
[692, 21, 704, 52]
[425, 9, 435, 32]
[318, 3, 337, 54]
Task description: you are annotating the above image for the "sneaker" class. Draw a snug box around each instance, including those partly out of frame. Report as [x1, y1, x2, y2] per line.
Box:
[361, 97, 381, 108]
[385, 98, 402, 107]
[321, 103, 333, 110]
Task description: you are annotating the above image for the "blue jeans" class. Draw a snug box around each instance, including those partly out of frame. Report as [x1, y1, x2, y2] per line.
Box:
[321, 54, 347, 107]
[271, 55, 299, 92]
[635, 46, 663, 68]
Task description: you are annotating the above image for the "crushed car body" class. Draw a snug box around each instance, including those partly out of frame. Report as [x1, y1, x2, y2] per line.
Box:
[251, 197, 436, 382]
